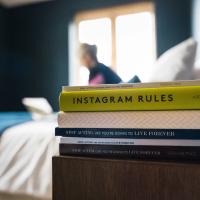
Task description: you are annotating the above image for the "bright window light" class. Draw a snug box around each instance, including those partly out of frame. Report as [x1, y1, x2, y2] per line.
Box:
[79, 18, 112, 66]
[116, 12, 156, 82]
[78, 18, 112, 85]
[79, 66, 90, 86]
[74, 4, 156, 85]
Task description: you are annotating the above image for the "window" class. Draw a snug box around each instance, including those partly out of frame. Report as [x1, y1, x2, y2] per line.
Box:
[69, 2, 156, 85]
[79, 18, 112, 66]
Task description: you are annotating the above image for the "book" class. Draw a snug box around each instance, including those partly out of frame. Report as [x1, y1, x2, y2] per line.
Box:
[59, 137, 200, 146]
[59, 86, 200, 112]
[63, 80, 200, 92]
[59, 144, 200, 160]
[55, 128, 200, 139]
[58, 110, 200, 129]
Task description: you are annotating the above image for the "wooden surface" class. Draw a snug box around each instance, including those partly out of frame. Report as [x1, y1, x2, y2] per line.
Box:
[53, 156, 200, 200]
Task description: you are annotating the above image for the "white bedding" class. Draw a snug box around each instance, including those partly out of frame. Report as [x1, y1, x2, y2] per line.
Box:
[0, 115, 59, 199]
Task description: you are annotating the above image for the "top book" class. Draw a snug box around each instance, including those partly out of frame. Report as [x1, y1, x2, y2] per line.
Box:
[62, 80, 200, 91]
[60, 80, 200, 112]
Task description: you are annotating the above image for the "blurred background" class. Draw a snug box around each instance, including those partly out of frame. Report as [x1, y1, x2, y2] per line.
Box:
[0, 0, 199, 111]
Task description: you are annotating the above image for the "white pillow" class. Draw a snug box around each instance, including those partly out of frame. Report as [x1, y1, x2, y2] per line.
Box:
[22, 98, 53, 120]
[148, 38, 197, 82]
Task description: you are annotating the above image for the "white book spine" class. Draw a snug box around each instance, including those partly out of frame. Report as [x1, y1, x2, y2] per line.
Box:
[58, 110, 200, 129]
[62, 80, 200, 91]
[60, 137, 200, 146]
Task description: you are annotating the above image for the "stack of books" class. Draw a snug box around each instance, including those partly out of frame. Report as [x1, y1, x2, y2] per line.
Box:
[56, 80, 200, 160]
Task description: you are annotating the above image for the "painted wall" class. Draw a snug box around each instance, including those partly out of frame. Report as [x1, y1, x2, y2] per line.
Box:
[0, 0, 192, 110]
[0, 6, 8, 110]
[192, 0, 200, 66]
[0, 7, 5, 48]
[155, 0, 191, 55]
[0, 7, 5, 69]
[5, 1, 69, 111]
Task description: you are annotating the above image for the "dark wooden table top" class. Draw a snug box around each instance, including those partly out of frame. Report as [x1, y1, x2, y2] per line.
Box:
[53, 156, 200, 200]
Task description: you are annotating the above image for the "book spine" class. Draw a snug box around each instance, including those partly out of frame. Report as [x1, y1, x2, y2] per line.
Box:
[55, 128, 200, 139]
[59, 137, 200, 146]
[62, 80, 200, 91]
[59, 144, 200, 160]
[59, 86, 200, 112]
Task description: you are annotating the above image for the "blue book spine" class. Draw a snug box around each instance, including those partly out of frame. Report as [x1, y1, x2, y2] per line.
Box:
[55, 128, 200, 139]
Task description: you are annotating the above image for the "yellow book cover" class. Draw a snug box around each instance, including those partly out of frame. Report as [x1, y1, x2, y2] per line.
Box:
[59, 86, 200, 112]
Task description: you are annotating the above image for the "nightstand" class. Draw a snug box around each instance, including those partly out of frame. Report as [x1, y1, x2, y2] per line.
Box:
[53, 156, 200, 200]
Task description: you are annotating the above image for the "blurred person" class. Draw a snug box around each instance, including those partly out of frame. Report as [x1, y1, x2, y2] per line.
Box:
[79, 43, 122, 85]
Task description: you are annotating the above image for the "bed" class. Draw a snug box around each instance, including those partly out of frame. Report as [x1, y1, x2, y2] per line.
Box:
[0, 112, 59, 200]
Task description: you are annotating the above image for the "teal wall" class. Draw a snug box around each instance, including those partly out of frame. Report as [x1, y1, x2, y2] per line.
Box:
[155, 0, 191, 55]
[0, 6, 8, 109]
[192, 0, 200, 64]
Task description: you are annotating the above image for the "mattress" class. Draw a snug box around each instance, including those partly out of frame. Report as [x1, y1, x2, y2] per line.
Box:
[0, 114, 59, 199]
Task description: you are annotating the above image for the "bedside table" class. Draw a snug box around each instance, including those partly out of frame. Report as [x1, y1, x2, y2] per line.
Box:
[53, 156, 200, 200]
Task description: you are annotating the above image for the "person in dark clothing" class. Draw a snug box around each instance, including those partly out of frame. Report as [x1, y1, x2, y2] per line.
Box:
[79, 43, 122, 85]
[89, 62, 122, 84]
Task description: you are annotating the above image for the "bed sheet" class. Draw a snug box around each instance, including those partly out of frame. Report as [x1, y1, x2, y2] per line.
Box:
[0, 115, 58, 199]
[0, 112, 32, 135]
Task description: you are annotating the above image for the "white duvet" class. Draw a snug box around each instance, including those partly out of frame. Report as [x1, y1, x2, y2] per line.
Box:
[0, 115, 59, 199]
